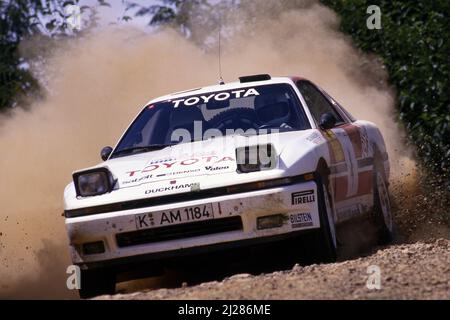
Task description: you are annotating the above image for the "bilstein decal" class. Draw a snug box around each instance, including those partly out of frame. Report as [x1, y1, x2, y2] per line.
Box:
[290, 213, 313, 229]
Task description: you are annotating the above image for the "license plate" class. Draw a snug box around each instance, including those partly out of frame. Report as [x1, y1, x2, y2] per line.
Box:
[135, 204, 214, 230]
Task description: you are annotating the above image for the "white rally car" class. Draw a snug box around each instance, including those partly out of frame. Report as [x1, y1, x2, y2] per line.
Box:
[64, 74, 393, 298]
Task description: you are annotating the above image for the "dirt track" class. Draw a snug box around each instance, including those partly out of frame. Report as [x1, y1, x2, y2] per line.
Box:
[96, 239, 449, 300]
[94, 170, 449, 300]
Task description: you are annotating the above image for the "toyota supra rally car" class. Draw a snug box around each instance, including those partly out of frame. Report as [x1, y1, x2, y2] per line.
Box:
[64, 74, 393, 298]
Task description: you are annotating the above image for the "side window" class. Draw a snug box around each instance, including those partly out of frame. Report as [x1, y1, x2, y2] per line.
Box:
[297, 81, 345, 126]
[322, 90, 356, 122]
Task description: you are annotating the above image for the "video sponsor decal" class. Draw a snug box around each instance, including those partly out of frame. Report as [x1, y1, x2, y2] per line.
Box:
[169, 88, 260, 108]
[290, 212, 313, 229]
[205, 165, 230, 172]
[291, 190, 315, 205]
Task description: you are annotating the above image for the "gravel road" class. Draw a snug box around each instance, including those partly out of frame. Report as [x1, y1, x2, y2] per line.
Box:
[97, 239, 449, 300]
[95, 171, 449, 300]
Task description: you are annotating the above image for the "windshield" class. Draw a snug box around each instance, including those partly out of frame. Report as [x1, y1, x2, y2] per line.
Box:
[112, 84, 310, 158]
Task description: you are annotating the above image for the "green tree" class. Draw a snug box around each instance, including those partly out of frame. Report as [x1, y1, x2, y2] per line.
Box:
[320, 0, 450, 171]
[129, 0, 208, 32]
[127, 0, 229, 45]
[0, 0, 107, 110]
[135, 0, 449, 172]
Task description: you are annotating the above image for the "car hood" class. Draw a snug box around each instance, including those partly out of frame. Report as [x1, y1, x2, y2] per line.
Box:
[100, 130, 316, 189]
[65, 130, 325, 210]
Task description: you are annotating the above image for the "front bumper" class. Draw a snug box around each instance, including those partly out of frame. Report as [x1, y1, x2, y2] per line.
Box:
[66, 181, 320, 268]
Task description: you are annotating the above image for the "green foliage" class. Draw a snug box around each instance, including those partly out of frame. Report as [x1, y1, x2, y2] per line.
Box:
[4, 0, 446, 172]
[321, 0, 450, 171]
[128, 0, 211, 38]
[0, 0, 105, 110]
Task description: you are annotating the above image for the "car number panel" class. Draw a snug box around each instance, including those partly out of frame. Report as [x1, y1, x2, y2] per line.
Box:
[135, 204, 214, 230]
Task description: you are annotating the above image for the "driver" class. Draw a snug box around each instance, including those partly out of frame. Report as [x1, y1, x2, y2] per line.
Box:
[255, 93, 293, 129]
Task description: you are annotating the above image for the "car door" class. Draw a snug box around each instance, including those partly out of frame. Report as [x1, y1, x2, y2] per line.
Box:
[296, 80, 371, 223]
[322, 89, 375, 219]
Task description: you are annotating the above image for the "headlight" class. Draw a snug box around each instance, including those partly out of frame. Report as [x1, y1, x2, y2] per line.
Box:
[73, 168, 114, 197]
[236, 144, 277, 173]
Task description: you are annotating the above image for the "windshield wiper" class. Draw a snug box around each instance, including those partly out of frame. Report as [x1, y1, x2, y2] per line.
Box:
[112, 144, 173, 157]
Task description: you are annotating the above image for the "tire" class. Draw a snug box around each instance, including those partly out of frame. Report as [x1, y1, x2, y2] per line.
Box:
[78, 268, 116, 299]
[373, 162, 394, 245]
[310, 174, 338, 263]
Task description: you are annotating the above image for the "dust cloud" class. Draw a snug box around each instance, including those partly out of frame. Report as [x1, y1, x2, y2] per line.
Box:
[0, 1, 415, 299]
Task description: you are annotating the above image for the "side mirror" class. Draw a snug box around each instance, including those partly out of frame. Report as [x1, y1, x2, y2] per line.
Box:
[319, 112, 337, 130]
[101, 146, 113, 161]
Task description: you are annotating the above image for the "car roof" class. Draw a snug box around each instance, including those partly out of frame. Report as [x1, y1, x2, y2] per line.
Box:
[147, 76, 304, 105]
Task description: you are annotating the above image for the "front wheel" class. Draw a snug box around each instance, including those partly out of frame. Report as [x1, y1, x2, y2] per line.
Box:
[300, 175, 337, 263]
[78, 268, 116, 299]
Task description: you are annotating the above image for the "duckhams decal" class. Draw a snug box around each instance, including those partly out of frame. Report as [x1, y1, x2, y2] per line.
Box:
[145, 182, 195, 195]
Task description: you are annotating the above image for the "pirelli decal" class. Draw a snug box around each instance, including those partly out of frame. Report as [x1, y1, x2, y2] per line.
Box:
[291, 190, 315, 205]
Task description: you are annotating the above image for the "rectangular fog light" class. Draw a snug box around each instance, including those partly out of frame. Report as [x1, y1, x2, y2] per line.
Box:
[82, 241, 105, 255]
[257, 214, 285, 230]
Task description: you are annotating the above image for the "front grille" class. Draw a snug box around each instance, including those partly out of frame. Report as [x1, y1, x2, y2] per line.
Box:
[116, 216, 243, 248]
